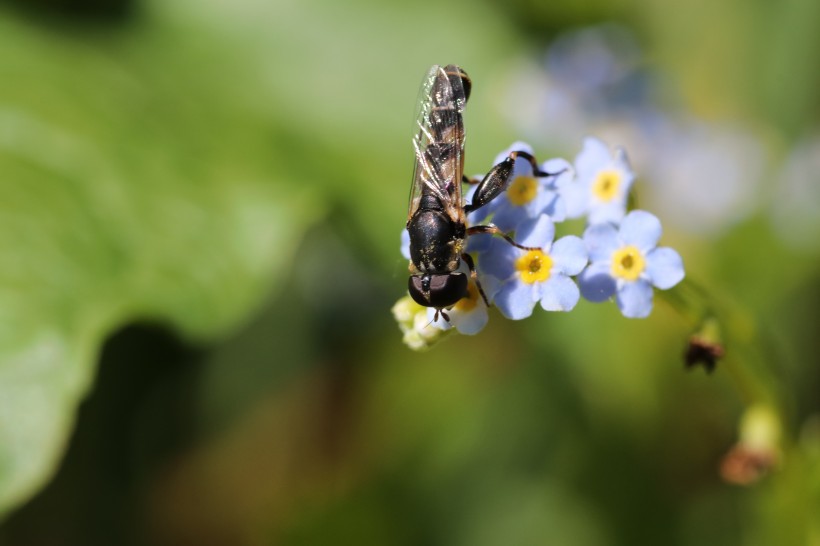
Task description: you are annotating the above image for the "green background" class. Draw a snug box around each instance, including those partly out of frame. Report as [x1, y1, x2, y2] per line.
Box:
[0, 0, 818, 543]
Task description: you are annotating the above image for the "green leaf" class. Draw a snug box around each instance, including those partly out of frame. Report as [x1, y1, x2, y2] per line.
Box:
[0, 11, 320, 515]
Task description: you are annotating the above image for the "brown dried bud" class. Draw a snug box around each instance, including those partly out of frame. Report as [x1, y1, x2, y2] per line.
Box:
[720, 443, 776, 485]
[684, 336, 724, 373]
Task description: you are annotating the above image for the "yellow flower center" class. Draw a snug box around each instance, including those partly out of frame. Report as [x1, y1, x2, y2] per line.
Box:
[515, 249, 552, 284]
[592, 169, 621, 202]
[454, 280, 480, 311]
[611, 245, 646, 281]
[507, 176, 538, 206]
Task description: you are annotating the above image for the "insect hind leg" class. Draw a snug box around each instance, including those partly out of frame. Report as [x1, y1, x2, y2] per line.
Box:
[466, 224, 540, 252]
[463, 149, 567, 215]
[509, 150, 566, 178]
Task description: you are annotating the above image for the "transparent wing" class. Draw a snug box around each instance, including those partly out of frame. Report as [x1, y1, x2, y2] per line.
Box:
[407, 64, 467, 225]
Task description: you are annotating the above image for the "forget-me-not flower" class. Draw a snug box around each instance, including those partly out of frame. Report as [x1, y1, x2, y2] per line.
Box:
[578, 210, 684, 318]
[564, 136, 635, 225]
[485, 141, 571, 231]
[395, 135, 687, 350]
[479, 215, 587, 319]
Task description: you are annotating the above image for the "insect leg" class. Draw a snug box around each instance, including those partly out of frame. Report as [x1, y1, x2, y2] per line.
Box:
[466, 224, 540, 251]
[509, 150, 566, 178]
[461, 252, 490, 307]
[462, 157, 513, 215]
[433, 308, 450, 322]
[463, 150, 567, 215]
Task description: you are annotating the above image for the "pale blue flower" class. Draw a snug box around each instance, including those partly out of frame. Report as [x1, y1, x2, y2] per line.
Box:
[578, 210, 684, 318]
[483, 141, 571, 232]
[564, 136, 635, 225]
[400, 228, 411, 260]
[479, 215, 587, 319]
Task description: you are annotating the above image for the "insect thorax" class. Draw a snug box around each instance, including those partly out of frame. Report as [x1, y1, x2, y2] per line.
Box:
[407, 209, 464, 274]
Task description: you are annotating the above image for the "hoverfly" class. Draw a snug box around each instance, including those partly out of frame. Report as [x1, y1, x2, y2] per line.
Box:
[406, 64, 559, 320]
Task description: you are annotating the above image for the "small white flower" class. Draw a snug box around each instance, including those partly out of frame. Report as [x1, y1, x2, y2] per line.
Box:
[392, 296, 448, 350]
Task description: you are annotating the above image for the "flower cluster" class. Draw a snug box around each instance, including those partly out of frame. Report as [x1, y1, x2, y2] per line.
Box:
[394, 137, 685, 349]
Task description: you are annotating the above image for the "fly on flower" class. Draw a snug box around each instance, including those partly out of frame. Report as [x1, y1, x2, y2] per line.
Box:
[405, 64, 563, 321]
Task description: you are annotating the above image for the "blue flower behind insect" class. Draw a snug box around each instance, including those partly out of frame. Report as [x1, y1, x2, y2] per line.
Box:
[479, 215, 587, 319]
[578, 210, 684, 318]
[564, 136, 635, 225]
[400, 228, 411, 260]
[486, 142, 572, 231]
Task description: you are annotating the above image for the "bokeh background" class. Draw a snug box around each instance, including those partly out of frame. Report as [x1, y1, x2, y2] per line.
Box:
[0, 0, 819, 544]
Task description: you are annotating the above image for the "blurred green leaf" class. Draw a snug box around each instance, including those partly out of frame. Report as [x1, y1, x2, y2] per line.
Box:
[0, 9, 320, 515]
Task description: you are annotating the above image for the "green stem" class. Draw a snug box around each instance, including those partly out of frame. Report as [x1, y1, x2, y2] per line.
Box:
[658, 279, 788, 434]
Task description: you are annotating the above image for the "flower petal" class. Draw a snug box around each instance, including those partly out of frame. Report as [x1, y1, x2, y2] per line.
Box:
[587, 199, 628, 226]
[620, 210, 662, 252]
[401, 228, 411, 260]
[539, 275, 580, 311]
[646, 247, 685, 289]
[478, 273, 503, 302]
[578, 262, 617, 302]
[541, 158, 573, 190]
[550, 235, 587, 275]
[583, 222, 619, 262]
[466, 231, 493, 254]
[493, 141, 535, 174]
[494, 280, 537, 320]
[574, 137, 612, 179]
[616, 280, 654, 318]
[451, 305, 489, 335]
[525, 186, 555, 216]
[516, 215, 555, 248]
[613, 147, 635, 183]
[490, 199, 524, 232]
[561, 180, 588, 219]
[478, 238, 517, 280]
[543, 191, 567, 222]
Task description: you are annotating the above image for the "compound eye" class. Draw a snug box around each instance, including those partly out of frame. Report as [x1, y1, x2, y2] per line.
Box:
[408, 273, 468, 308]
[408, 276, 429, 307]
[428, 273, 468, 308]
[457, 68, 471, 102]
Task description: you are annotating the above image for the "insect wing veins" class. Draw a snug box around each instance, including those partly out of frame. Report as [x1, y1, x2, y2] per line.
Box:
[407, 64, 467, 226]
